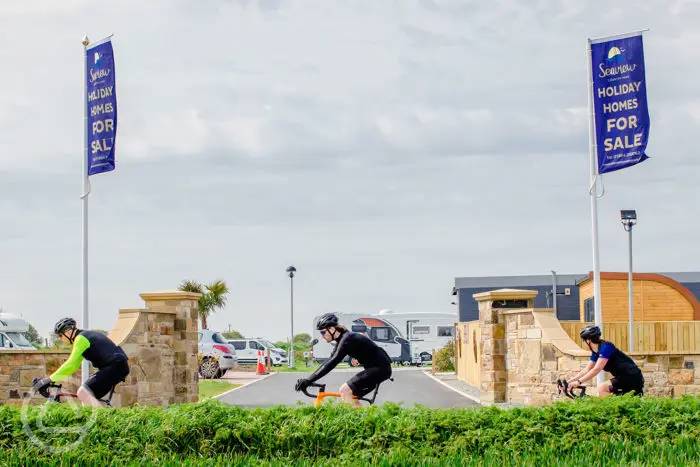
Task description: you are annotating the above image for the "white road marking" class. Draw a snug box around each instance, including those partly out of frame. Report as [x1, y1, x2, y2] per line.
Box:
[422, 371, 481, 404]
[215, 373, 274, 400]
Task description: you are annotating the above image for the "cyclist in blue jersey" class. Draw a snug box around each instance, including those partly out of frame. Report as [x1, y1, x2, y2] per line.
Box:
[32, 318, 129, 406]
[568, 325, 644, 396]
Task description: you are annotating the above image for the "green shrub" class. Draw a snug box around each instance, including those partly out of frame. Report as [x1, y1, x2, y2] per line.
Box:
[432, 340, 455, 372]
[1, 396, 699, 464]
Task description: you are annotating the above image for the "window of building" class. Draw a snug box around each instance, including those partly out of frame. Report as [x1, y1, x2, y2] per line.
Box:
[437, 326, 454, 337]
[584, 298, 595, 322]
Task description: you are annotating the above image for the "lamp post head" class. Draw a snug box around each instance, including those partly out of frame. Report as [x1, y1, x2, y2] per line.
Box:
[286, 265, 296, 278]
[620, 210, 637, 231]
[81, 35, 90, 47]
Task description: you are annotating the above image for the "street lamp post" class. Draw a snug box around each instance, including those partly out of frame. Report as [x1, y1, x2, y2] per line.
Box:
[621, 210, 637, 352]
[286, 266, 296, 368]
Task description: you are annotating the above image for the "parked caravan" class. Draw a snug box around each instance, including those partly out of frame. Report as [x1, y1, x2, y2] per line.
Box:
[311, 310, 457, 365]
[0, 313, 36, 350]
[373, 310, 457, 362]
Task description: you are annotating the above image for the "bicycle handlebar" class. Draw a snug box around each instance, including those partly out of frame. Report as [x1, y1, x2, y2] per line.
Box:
[31, 378, 65, 399]
[301, 382, 326, 399]
[557, 379, 587, 399]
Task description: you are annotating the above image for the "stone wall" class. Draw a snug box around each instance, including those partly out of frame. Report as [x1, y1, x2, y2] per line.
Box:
[473, 289, 700, 405]
[0, 351, 79, 405]
[110, 291, 200, 406]
[0, 290, 200, 407]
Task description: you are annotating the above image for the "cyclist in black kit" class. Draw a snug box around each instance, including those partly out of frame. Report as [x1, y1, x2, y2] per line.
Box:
[32, 317, 130, 407]
[568, 325, 644, 396]
[295, 313, 392, 407]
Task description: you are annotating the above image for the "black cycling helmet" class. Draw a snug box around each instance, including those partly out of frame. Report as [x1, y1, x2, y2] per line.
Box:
[316, 313, 339, 330]
[579, 324, 601, 341]
[54, 317, 77, 335]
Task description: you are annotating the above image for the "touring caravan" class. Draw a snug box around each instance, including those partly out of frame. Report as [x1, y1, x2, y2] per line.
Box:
[0, 313, 36, 350]
[311, 310, 457, 365]
[373, 310, 457, 362]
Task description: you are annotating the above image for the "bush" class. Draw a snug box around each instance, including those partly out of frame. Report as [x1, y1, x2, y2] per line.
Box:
[2, 396, 700, 464]
[432, 340, 455, 372]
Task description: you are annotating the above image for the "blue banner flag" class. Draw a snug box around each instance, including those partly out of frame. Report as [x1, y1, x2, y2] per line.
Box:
[590, 33, 650, 174]
[86, 39, 117, 176]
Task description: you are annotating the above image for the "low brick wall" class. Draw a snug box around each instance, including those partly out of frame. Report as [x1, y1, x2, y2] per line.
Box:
[0, 290, 200, 407]
[469, 289, 700, 406]
[0, 350, 80, 404]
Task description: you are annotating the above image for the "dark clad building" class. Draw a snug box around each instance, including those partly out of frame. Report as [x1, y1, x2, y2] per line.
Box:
[453, 274, 586, 322]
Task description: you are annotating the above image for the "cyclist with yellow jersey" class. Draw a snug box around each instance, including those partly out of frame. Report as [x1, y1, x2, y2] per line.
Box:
[32, 318, 129, 407]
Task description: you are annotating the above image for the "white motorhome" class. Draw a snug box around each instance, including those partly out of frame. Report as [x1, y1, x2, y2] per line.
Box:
[373, 309, 457, 362]
[0, 313, 36, 350]
[311, 310, 457, 365]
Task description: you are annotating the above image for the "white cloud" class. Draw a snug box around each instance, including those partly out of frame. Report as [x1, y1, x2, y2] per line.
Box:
[0, 0, 698, 340]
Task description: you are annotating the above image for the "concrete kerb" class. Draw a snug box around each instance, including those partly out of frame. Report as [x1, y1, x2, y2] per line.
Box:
[422, 371, 481, 405]
[215, 373, 273, 400]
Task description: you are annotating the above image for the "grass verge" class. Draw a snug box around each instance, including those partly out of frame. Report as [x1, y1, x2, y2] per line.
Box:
[198, 380, 240, 401]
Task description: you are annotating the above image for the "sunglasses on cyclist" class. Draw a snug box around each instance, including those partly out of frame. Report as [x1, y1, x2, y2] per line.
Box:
[320, 329, 331, 335]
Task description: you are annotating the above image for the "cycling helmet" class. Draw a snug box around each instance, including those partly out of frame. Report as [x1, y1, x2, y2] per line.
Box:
[54, 317, 77, 335]
[579, 325, 601, 341]
[316, 313, 339, 330]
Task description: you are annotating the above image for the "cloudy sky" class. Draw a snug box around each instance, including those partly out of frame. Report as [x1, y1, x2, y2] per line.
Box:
[1, 0, 698, 341]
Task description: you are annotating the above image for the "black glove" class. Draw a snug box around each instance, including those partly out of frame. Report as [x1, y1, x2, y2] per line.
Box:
[295, 378, 310, 392]
[32, 377, 52, 396]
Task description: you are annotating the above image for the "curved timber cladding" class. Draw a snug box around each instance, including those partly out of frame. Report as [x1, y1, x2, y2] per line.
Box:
[579, 272, 700, 321]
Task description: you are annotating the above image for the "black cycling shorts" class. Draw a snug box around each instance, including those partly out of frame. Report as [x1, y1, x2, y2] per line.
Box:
[347, 365, 392, 398]
[84, 357, 130, 400]
[610, 372, 644, 396]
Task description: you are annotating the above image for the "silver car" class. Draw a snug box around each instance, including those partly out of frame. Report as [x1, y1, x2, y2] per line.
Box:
[198, 330, 238, 379]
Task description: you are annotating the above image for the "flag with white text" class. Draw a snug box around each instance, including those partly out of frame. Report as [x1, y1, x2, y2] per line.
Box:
[86, 39, 117, 175]
[591, 33, 650, 174]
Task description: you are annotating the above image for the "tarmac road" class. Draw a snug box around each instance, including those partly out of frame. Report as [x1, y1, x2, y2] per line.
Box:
[217, 368, 478, 408]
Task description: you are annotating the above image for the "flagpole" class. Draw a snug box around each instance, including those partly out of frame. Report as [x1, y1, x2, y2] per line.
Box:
[586, 38, 604, 385]
[81, 35, 90, 384]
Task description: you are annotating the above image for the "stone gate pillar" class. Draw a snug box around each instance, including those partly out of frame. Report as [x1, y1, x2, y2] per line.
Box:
[473, 289, 537, 404]
[107, 290, 200, 406]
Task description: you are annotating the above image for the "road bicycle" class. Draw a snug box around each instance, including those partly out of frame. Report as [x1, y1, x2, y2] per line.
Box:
[32, 378, 118, 407]
[556, 378, 587, 399]
[301, 378, 394, 407]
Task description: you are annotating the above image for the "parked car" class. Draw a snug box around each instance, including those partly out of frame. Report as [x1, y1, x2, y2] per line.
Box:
[256, 338, 288, 360]
[198, 330, 238, 379]
[0, 313, 36, 350]
[227, 338, 288, 366]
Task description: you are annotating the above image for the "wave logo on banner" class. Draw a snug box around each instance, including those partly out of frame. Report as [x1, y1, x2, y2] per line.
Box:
[590, 34, 650, 174]
[86, 39, 116, 176]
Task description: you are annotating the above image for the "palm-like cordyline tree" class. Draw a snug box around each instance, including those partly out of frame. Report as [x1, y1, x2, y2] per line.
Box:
[178, 279, 229, 329]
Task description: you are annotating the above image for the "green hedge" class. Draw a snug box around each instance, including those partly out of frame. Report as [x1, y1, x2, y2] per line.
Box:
[1, 396, 699, 465]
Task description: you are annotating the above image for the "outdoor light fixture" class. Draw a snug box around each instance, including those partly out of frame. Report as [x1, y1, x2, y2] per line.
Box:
[621, 210, 637, 231]
[620, 210, 637, 351]
[286, 266, 296, 368]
